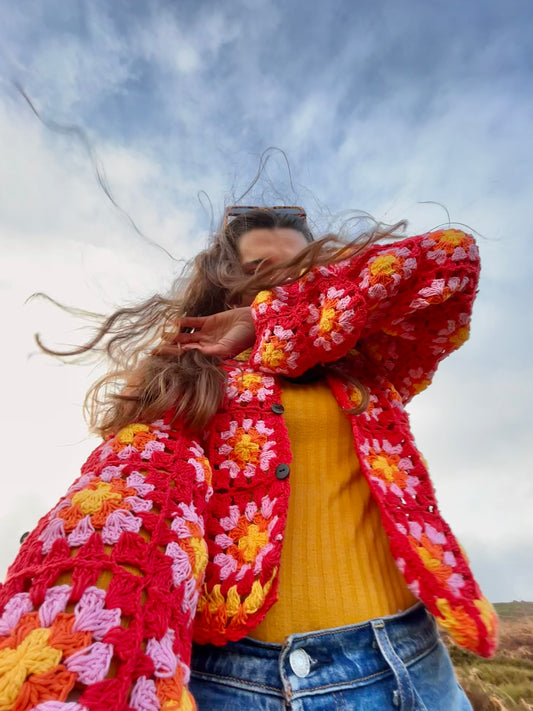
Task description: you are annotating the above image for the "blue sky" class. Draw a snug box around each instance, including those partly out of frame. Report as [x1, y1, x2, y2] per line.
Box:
[1, 0, 532, 602]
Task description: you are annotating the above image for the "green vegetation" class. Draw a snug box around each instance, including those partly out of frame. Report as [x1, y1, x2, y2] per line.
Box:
[493, 602, 533, 619]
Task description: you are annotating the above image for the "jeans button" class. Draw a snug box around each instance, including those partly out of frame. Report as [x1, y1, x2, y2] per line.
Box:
[289, 648, 311, 678]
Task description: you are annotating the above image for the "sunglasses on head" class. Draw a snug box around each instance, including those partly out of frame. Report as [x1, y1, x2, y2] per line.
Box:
[224, 205, 307, 226]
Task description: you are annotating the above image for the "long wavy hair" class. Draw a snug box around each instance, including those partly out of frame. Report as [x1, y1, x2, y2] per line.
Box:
[37, 209, 406, 436]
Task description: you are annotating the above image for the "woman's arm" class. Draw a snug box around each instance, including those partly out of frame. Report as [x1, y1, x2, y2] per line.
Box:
[166, 229, 480, 403]
[0, 416, 211, 709]
[249, 229, 480, 402]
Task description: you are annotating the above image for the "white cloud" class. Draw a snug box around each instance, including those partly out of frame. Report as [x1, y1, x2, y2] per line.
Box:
[0, 0, 532, 602]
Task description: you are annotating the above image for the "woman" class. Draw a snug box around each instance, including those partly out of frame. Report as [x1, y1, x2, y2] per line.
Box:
[0, 207, 497, 710]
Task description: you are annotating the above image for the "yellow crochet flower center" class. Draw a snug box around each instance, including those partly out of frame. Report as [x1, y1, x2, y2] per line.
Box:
[318, 306, 336, 334]
[254, 290, 273, 305]
[411, 378, 432, 395]
[0, 628, 62, 709]
[162, 688, 194, 711]
[116, 423, 150, 444]
[262, 343, 285, 368]
[369, 254, 398, 277]
[189, 536, 209, 576]
[449, 326, 470, 349]
[370, 454, 399, 483]
[474, 597, 498, 637]
[435, 598, 479, 648]
[240, 373, 263, 389]
[72, 481, 123, 514]
[237, 524, 269, 563]
[438, 229, 466, 247]
[232, 433, 261, 466]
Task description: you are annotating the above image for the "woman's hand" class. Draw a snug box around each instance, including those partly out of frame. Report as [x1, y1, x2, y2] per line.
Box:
[154, 307, 255, 358]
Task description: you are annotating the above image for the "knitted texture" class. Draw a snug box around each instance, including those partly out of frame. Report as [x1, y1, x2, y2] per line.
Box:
[0, 420, 212, 710]
[247, 379, 417, 643]
[0, 229, 497, 709]
[249, 228, 497, 656]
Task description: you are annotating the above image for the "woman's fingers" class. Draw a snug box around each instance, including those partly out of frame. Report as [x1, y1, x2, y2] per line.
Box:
[151, 343, 183, 356]
[155, 309, 254, 359]
[171, 331, 199, 345]
[152, 342, 222, 357]
[179, 316, 207, 328]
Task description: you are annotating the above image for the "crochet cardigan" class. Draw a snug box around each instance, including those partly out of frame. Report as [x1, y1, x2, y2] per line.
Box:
[0, 229, 498, 711]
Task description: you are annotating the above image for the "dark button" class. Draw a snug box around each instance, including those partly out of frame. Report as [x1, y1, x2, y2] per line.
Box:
[271, 403, 284, 414]
[19, 531, 30, 544]
[275, 463, 290, 480]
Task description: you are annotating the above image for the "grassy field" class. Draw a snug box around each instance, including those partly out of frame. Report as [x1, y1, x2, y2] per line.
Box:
[444, 601, 533, 710]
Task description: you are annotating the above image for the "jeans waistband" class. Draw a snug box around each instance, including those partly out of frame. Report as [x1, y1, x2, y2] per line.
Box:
[190, 603, 439, 698]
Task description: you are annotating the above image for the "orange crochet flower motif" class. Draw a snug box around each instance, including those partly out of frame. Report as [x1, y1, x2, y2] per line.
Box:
[308, 287, 355, 351]
[371, 454, 407, 488]
[427, 229, 470, 255]
[360, 246, 416, 302]
[416, 546, 455, 586]
[262, 342, 286, 368]
[237, 373, 263, 392]
[226, 510, 270, 566]
[167, 504, 208, 599]
[219, 420, 276, 478]
[226, 370, 275, 404]
[360, 439, 418, 498]
[435, 598, 480, 650]
[369, 253, 400, 280]
[254, 290, 274, 306]
[188, 443, 213, 488]
[252, 288, 288, 316]
[429, 313, 471, 356]
[196, 569, 277, 640]
[422, 229, 477, 266]
[409, 377, 432, 396]
[228, 428, 266, 470]
[104, 422, 167, 461]
[111, 423, 157, 452]
[174, 522, 208, 579]
[474, 597, 499, 640]
[448, 326, 470, 349]
[156, 665, 195, 711]
[254, 325, 299, 373]
[0, 611, 91, 710]
[406, 520, 466, 597]
[212, 497, 277, 582]
[59, 479, 137, 532]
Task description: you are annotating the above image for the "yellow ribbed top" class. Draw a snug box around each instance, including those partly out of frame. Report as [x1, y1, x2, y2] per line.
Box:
[249, 378, 417, 642]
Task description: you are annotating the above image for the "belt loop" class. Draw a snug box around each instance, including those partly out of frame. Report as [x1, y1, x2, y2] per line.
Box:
[371, 619, 415, 711]
[279, 636, 293, 708]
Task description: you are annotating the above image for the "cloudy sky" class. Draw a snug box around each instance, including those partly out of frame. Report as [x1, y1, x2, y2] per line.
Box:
[1, 0, 532, 603]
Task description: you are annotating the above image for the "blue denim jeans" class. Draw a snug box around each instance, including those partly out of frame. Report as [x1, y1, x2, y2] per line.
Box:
[189, 604, 472, 710]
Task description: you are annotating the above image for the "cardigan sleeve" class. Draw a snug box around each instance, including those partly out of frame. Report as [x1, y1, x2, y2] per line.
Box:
[250, 229, 480, 403]
[0, 415, 212, 710]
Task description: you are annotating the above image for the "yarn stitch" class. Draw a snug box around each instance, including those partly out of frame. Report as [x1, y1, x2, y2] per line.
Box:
[0, 229, 497, 710]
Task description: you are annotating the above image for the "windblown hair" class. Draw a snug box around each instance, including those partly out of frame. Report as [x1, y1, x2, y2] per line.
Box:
[37, 209, 406, 436]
